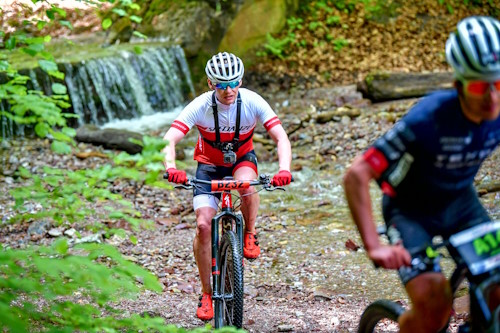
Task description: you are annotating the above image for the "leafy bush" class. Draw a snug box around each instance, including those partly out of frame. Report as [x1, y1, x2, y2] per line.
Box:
[0, 239, 245, 332]
[0, 1, 218, 331]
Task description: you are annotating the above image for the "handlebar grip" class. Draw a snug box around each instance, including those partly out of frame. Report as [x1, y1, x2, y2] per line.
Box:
[163, 172, 169, 179]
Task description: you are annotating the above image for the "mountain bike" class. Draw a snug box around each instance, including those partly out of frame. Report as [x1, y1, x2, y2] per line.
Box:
[164, 172, 286, 329]
[358, 220, 500, 333]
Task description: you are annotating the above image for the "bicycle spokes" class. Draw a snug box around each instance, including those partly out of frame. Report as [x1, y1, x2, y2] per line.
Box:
[221, 242, 235, 325]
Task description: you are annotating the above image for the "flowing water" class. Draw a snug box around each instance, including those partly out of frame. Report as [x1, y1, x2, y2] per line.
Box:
[1, 44, 194, 138]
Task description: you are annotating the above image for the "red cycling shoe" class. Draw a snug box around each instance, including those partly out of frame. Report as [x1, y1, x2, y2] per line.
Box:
[243, 232, 260, 259]
[197, 293, 213, 321]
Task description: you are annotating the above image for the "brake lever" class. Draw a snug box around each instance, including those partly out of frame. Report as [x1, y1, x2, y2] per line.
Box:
[174, 184, 193, 190]
[272, 186, 286, 191]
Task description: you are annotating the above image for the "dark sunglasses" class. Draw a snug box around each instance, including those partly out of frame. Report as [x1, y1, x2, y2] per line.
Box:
[463, 79, 500, 96]
[215, 80, 240, 90]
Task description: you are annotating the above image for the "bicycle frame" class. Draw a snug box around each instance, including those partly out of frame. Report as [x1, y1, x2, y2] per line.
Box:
[211, 179, 245, 304]
[164, 172, 284, 328]
[447, 250, 500, 332]
[362, 223, 500, 333]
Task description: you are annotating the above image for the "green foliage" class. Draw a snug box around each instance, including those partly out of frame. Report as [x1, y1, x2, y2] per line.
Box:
[286, 17, 304, 32]
[332, 38, 349, 51]
[437, 0, 454, 14]
[256, 33, 294, 60]
[8, 134, 168, 230]
[298, 0, 398, 21]
[0, 2, 211, 331]
[100, 0, 144, 35]
[0, 239, 176, 333]
[0, 239, 246, 332]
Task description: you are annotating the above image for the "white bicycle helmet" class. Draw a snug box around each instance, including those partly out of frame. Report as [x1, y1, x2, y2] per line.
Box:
[205, 52, 244, 83]
[445, 16, 500, 80]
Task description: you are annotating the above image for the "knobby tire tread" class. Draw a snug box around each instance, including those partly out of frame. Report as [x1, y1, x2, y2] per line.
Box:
[214, 231, 244, 328]
[358, 299, 405, 333]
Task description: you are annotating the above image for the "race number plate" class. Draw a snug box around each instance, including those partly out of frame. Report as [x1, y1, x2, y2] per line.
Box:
[449, 221, 500, 276]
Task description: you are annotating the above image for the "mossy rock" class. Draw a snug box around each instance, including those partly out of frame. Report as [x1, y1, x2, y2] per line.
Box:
[219, 0, 298, 58]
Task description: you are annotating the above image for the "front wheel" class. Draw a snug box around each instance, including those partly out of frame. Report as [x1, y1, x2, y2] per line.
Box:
[214, 231, 244, 328]
[358, 299, 405, 333]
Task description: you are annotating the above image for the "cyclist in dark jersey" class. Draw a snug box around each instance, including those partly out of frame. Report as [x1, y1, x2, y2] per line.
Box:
[344, 16, 500, 333]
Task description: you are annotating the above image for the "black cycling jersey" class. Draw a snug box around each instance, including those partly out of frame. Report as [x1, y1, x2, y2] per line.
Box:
[364, 89, 500, 213]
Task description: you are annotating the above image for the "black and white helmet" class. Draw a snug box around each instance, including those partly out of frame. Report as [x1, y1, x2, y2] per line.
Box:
[205, 52, 244, 83]
[445, 16, 500, 80]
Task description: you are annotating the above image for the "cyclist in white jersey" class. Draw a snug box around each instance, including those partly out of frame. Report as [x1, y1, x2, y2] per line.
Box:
[162, 52, 292, 321]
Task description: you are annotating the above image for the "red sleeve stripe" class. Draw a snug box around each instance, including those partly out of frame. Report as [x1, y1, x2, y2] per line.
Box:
[363, 147, 389, 175]
[264, 117, 281, 131]
[171, 120, 189, 135]
[381, 181, 396, 197]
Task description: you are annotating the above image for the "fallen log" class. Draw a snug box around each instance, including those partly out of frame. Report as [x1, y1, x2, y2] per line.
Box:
[358, 72, 455, 102]
[477, 182, 500, 197]
[75, 125, 143, 154]
[75, 151, 109, 159]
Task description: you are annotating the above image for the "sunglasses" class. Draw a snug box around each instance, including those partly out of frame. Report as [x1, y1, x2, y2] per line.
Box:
[463, 79, 500, 96]
[214, 80, 240, 90]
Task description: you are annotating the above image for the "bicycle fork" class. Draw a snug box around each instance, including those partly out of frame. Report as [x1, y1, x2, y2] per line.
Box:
[211, 190, 244, 300]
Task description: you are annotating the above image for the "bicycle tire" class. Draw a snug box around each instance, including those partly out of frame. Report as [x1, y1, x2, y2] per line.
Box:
[358, 299, 405, 333]
[214, 231, 244, 328]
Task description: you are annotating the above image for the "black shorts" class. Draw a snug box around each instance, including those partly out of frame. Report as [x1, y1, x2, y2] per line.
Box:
[382, 186, 491, 284]
[193, 150, 258, 199]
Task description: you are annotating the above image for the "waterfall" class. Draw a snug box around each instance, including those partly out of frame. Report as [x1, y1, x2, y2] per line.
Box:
[64, 45, 194, 126]
[1, 44, 194, 139]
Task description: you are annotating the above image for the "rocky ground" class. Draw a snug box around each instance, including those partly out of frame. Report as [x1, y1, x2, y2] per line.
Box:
[1, 1, 500, 332]
[1, 84, 499, 332]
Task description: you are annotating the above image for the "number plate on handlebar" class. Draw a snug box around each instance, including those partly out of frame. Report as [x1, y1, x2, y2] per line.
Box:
[449, 221, 500, 276]
[211, 180, 250, 191]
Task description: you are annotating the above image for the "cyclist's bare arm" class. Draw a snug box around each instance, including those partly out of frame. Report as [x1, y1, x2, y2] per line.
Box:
[267, 124, 292, 171]
[162, 127, 186, 169]
[344, 155, 411, 269]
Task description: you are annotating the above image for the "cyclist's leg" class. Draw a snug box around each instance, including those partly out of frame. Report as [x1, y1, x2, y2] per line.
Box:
[232, 151, 259, 233]
[383, 204, 452, 332]
[399, 272, 452, 333]
[194, 206, 217, 294]
[193, 163, 222, 294]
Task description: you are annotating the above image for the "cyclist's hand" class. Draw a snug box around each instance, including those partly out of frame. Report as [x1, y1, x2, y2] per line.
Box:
[166, 168, 187, 184]
[367, 244, 411, 269]
[272, 170, 292, 186]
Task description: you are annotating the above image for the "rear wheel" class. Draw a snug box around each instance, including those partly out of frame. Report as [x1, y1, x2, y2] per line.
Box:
[214, 231, 244, 328]
[358, 299, 404, 333]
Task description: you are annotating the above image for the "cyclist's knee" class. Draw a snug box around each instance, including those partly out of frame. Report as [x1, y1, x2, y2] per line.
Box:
[407, 273, 452, 330]
[195, 208, 215, 240]
[239, 185, 257, 197]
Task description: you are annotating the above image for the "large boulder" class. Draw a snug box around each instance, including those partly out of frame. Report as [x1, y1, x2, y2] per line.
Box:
[219, 0, 299, 57]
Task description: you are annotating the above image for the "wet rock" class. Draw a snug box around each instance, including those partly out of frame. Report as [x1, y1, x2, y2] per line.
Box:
[278, 324, 295, 332]
[64, 228, 77, 238]
[48, 228, 63, 237]
[27, 220, 50, 236]
[72, 233, 104, 245]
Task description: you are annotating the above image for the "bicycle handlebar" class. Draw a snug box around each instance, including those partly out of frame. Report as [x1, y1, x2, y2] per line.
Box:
[163, 172, 290, 192]
[377, 225, 448, 256]
[373, 225, 448, 269]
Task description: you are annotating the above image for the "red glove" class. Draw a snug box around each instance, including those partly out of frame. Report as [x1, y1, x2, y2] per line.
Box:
[272, 170, 292, 186]
[166, 168, 187, 184]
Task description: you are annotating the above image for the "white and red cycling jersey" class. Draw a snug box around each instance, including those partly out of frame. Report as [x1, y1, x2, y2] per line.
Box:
[170, 88, 281, 166]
